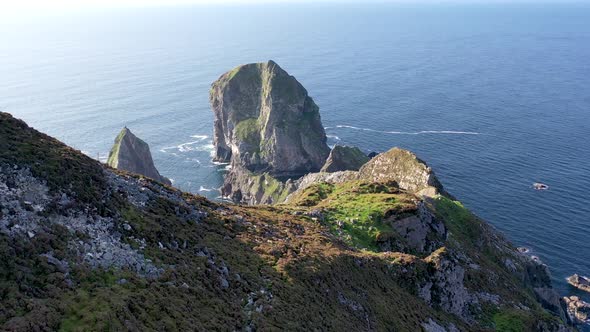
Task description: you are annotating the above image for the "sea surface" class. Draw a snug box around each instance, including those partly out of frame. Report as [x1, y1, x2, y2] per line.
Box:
[1, 2, 589, 308]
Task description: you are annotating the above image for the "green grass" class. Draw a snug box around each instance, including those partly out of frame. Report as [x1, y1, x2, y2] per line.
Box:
[288, 181, 416, 251]
[433, 196, 482, 246]
[493, 310, 527, 332]
[234, 118, 261, 151]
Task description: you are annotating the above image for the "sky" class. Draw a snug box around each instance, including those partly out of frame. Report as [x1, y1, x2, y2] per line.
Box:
[0, 0, 581, 17]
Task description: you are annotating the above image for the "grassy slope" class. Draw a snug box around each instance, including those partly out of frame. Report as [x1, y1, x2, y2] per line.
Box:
[285, 181, 563, 331]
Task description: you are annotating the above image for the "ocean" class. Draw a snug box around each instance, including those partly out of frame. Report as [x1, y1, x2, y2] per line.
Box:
[1, 2, 589, 306]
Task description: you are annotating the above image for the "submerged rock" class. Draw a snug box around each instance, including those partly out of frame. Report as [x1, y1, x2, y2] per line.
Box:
[320, 145, 370, 173]
[107, 127, 171, 185]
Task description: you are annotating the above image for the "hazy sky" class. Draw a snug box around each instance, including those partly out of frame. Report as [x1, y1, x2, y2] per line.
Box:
[0, 0, 563, 9]
[0, 0, 579, 16]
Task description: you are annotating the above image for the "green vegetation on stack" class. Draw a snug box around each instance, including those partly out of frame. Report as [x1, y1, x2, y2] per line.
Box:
[286, 180, 415, 252]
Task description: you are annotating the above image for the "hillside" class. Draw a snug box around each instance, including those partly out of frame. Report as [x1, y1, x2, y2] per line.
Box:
[0, 112, 570, 331]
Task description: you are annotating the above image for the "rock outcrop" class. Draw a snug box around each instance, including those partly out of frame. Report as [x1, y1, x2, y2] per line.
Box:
[567, 274, 590, 293]
[287, 147, 444, 203]
[563, 296, 590, 326]
[320, 145, 370, 173]
[107, 127, 171, 185]
[357, 148, 443, 196]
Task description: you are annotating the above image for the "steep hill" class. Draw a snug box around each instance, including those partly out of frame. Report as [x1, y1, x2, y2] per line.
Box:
[0, 112, 570, 331]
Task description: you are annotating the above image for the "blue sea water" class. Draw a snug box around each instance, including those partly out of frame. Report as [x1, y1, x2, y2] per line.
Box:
[1, 2, 589, 307]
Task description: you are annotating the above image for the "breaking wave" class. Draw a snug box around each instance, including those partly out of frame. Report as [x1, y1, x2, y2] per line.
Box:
[326, 134, 341, 141]
[160, 134, 215, 156]
[199, 186, 214, 192]
[334, 125, 480, 135]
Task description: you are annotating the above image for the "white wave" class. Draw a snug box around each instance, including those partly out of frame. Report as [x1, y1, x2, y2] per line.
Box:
[199, 185, 214, 192]
[177, 140, 204, 152]
[326, 134, 341, 141]
[335, 125, 480, 135]
[190, 135, 209, 140]
[212, 161, 230, 166]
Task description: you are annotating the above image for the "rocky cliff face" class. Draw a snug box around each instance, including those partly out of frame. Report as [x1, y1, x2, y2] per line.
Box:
[210, 60, 329, 176]
[0, 113, 572, 331]
[210, 61, 330, 204]
[107, 127, 171, 186]
[320, 145, 370, 173]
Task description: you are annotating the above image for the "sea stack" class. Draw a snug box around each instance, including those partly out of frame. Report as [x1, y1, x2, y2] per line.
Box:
[211, 60, 329, 176]
[210, 61, 330, 203]
[107, 127, 171, 185]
